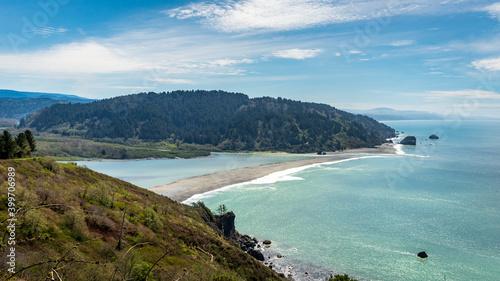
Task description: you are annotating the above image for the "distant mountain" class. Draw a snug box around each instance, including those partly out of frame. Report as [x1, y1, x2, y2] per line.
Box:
[345, 108, 444, 121]
[0, 89, 95, 120]
[23, 90, 395, 152]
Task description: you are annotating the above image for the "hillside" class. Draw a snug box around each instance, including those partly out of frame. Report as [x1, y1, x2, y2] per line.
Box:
[0, 89, 94, 121]
[0, 158, 283, 280]
[23, 90, 395, 153]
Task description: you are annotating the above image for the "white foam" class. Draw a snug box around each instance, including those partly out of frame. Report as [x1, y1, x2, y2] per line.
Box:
[182, 155, 388, 205]
[394, 144, 405, 155]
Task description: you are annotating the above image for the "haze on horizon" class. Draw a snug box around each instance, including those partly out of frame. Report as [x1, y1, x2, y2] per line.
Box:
[1, 0, 500, 118]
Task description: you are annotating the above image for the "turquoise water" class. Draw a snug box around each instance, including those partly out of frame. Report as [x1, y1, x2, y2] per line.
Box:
[74, 152, 315, 188]
[198, 120, 500, 280]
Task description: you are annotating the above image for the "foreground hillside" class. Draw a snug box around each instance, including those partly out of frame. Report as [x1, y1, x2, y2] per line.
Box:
[0, 158, 282, 280]
[24, 90, 395, 153]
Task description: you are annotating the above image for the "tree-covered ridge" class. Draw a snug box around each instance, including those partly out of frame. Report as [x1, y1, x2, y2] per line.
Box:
[24, 90, 395, 152]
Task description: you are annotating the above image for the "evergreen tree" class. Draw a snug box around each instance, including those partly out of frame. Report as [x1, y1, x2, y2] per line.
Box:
[25, 129, 36, 152]
[0, 130, 16, 159]
[15, 132, 32, 158]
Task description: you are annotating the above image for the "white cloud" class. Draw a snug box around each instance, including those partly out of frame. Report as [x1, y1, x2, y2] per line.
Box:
[0, 41, 150, 74]
[148, 78, 197, 84]
[348, 50, 363, 54]
[482, 2, 500, 21]
[413, 89, 500, 101]
[272, 48, 324, 60]
[471, 57, 500, 71]
[166, 0, 483, 33]
[209, 58, 254, 66]
[27, 26, 68, 37]
[386, 40, 416, 46]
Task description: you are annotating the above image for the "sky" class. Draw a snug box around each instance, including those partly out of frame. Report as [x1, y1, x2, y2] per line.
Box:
[1, 0, 500, 117]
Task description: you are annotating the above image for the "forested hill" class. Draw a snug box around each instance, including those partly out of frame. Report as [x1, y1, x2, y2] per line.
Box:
[23, 90, 395, 152]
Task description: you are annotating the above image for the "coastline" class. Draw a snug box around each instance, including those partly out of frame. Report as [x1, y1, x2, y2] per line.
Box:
[149, 143, 396, 203]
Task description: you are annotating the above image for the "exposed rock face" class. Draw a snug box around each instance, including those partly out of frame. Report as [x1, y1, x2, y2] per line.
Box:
[400, 136, 416, 145]
[217, 211, 235, 238]
[248, 248, 265, 261]
[417, 251, 428, 258]
[263, 240, 272, 245]
[233, 232, 258, 251]
[429, 134, 439, 139]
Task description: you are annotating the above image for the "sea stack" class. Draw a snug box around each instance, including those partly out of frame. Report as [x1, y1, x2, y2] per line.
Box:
[400, 136, 417, 145]
[429, 134, 439, 139]
[417, 251, 428, 258]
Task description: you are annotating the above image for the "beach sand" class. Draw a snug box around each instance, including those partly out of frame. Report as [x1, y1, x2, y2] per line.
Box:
[149, 143, 396, 202]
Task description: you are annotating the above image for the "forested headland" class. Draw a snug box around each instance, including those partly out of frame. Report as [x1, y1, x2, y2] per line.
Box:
[23, 90, 395, 153]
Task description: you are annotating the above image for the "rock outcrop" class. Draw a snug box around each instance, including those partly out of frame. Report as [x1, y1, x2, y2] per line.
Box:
[217, 211, 236, 238]
[429, 134, 439, 139]
[400, 136, 416, 145]
[417, 251, 428, 258]
[233, 232, 258, 251]
[248, 248, 265, 261]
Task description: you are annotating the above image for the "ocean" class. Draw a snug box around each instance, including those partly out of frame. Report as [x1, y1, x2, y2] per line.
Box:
[78, 120, 500, 280]
[196, 120, 500, 281]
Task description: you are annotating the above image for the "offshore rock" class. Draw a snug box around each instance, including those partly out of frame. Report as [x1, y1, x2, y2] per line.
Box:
[429, 134, 439, 139]
[417, 251, 428, 258]
[400, 136, 416, 145]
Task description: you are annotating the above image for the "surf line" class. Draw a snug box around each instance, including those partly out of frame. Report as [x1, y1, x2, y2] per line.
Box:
[182, 155, 390, 205]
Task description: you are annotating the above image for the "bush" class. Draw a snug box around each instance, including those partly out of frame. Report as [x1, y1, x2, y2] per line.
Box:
[142, 208, 163, 231]
[327, 274, 358, 281]
[86, 213, 115, 232]
[35, 157, 61, 173]
[213, 275, 235, 281]
[131, 261, 152, 281]
[20, 209, 47, 238]
[64, 210, 89, 241]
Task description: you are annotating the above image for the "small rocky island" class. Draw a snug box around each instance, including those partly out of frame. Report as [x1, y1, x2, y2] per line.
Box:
[400, 136, 417, 145]
[429, 134, 439, 139]
[417, 251, 429, 258]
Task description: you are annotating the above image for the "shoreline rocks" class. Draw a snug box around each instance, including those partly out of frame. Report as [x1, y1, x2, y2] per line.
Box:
[400, 136, 416, 145]
[429, 134, 439, 139]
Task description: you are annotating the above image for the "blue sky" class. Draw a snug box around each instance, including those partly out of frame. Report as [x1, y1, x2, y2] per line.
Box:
[1, 0, 500, 117]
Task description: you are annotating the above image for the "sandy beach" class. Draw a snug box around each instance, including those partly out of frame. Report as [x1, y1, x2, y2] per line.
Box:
[149, 143, 396, 202]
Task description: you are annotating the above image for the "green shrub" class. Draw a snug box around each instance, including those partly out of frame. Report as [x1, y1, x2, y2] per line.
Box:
[131, 261, 152, 281]
[20, 209, 48, 238]
[213, 275, 235, 281]
[142, 208, 163, 231]
[64, 210, 89, 241]
[327, 274, 358, 281]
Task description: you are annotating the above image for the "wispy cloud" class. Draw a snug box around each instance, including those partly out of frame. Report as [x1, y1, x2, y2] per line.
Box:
[166, 0, 483, 33]
[147, 78, 197, 84]
[272, 48, 324, 60]
[482, 2, 500, 21]
[27, 26, 68, 37]
[410, 89, 500, 101]
[386, 40, 416, 46]
[471, 57, 500, 71]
